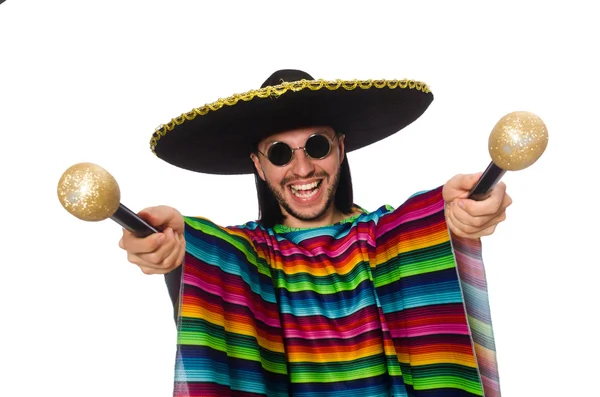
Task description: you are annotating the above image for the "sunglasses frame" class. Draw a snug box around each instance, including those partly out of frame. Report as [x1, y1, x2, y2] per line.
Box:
[258, 133, 339, 167]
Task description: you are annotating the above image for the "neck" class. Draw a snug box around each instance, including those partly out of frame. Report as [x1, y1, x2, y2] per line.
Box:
[281, 204, 346, 229]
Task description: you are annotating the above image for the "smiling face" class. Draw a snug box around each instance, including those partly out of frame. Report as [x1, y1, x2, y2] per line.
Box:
[250, 126, 346, 228]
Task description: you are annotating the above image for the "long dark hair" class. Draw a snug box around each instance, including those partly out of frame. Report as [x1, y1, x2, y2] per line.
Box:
[252, 149, 354, 228]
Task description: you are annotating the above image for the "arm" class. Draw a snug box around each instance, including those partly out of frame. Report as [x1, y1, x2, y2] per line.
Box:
[450, 231, 501, 396]
[371, 178, 509, 396]
[442, 173, 511, 396]
[118, 205, 186, 323]
[164, 266, 183, 323]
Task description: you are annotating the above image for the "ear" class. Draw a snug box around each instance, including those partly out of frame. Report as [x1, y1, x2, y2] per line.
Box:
[250, 153, 266, 181]
[337, 134, 346, 163]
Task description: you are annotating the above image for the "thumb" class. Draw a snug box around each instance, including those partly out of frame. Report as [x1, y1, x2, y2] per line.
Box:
[456, 172, 483, 191]
[444, 172, 484, 202]
[461, 172, 483, 186]
[138, 206, 176, 228]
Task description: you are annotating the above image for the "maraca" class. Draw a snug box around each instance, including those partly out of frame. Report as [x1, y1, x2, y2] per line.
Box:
[57, 162, 158, 237]
[468, 111, 548, 201]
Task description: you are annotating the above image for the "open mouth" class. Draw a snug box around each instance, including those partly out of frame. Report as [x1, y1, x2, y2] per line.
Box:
[289, 180, 322, 198]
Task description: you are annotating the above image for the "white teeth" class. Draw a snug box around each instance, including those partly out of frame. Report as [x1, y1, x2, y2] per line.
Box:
[291, 181, 319, 191]
[292, 188, 319, 198]
[290, 181, 321, 198]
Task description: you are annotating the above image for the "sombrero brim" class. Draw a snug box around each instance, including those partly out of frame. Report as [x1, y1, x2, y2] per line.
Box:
[151, 78, 433, 175]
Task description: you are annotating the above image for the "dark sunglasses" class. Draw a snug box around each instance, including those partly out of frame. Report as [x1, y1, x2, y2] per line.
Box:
[258, 133, 339, 167]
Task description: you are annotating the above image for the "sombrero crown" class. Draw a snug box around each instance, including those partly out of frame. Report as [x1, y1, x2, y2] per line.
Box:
[151, 69, 433, 175]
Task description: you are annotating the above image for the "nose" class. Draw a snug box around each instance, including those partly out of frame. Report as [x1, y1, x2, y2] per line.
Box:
[290, 148, 315, 177]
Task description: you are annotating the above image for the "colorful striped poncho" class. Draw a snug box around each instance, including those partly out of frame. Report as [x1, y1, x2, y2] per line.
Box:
[168, 186, 501, 396]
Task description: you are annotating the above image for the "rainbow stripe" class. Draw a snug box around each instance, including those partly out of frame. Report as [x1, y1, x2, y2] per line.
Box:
[172, 187, 500, 396]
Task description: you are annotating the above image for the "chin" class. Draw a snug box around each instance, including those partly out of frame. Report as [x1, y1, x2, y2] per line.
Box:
[282, 192, 334, 222]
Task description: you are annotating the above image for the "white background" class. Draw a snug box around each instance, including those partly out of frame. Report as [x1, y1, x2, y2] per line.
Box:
[1, 0, 598, 396]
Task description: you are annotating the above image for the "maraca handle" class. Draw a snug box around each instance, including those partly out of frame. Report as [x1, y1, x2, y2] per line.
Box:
[110, 203, 160, 237]
[467, 161, 507, 201]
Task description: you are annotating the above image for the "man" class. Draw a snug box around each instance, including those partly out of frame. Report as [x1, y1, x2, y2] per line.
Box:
[120, 70, 510, 397]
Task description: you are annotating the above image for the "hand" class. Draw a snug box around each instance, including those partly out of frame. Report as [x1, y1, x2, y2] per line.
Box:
[118, 205, 186, 274]
[442, 173, 512, 239]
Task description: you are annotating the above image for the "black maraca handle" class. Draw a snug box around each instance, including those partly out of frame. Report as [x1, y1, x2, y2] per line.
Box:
[467, 161, 507, 201]
[110, 203, 160, 237]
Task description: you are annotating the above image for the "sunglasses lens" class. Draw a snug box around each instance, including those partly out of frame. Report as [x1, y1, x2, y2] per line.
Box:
[306, 135, 331, 159]
[267, 142, 293, 166]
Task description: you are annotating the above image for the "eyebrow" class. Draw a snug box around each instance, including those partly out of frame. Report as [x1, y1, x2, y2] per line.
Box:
[264, 130, 333, 147]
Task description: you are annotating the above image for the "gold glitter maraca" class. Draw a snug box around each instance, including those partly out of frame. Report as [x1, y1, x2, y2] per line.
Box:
[488, 111, 548, 171]
[57, 162, 158, 236]
[57, 163, 121, 221]
[468, 111, 549, 200]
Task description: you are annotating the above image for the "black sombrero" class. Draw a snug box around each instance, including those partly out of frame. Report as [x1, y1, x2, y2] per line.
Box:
[150, 69, 434, 175]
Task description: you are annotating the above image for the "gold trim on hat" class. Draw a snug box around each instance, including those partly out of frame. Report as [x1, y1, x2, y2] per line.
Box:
[150, 78, 431, 154]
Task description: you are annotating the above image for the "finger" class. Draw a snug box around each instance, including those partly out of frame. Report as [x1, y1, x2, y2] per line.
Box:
[176, 232, 186, 267]
[135, 231, 184, 274]
[137, 206, 170, 226]
[502, 191, 513, 209]
[160, 232, 185, 272]
[473, 223, 499, 238]
[452, 172, 484, 194]
[457, 182, 508, 217]
[127, 242, 174, 271]
[486, 181, 509, 210]
[445, 206, 469, 238]
[137, 264, 162, 275]
[136, 227, 178, 268]
[124, 228, 174, 268]
[451, 195, 512, 228]
[443, 172, 483, 202]
[451, 200, 496, 228]
[446, 204, 472, 235]
[121, 229, 166, 255]
[448, 204, 507, 236]
[139, 206, 183, 232]
[447, 208, 498, 239]
[452, 222, 498, 239]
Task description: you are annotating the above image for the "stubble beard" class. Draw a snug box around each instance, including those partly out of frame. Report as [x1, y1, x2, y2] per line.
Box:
[267, 167, 341, 222]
